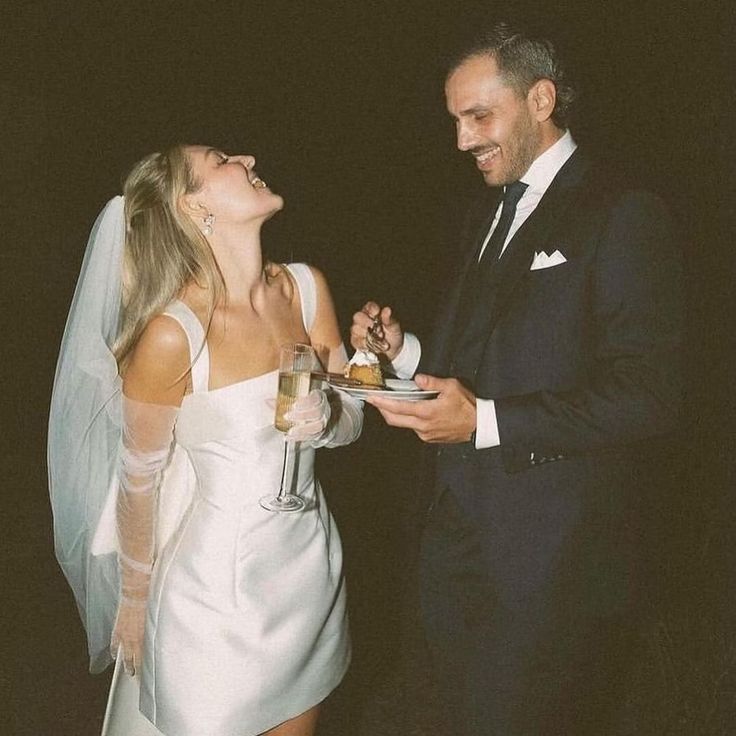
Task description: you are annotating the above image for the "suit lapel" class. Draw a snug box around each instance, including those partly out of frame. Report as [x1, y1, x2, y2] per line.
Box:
[461, 189, 504, 273]
[457, 150, 590, 356]
[428, 189, 503, 374]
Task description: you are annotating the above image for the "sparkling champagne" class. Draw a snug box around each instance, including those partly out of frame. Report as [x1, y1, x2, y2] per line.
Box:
[261, 343, 314, 513]
[274, 370, 311, 432]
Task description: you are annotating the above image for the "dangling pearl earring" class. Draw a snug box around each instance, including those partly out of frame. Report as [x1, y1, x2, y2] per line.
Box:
[202, 212, 215, 236]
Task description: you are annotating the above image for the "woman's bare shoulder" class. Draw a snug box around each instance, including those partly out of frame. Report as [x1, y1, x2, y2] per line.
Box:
[305, 263, 329, 291]
[123, 314, 190, 404]
[137, 314, 190, 358]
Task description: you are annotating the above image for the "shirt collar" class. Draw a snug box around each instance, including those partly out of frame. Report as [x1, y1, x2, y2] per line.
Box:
[518, 130, 577, 195]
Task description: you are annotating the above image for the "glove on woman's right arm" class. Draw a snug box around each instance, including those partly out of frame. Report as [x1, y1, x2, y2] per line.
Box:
[111, 396, 178, 675]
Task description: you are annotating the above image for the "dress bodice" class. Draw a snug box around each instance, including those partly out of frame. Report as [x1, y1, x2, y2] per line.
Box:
[161, 263, 319, 509]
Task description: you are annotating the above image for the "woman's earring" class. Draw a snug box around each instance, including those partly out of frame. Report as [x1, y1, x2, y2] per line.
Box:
[202, 212, 215, 236]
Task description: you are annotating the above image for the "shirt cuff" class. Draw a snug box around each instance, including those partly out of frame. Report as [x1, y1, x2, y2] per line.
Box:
[389, 332, 421, 379]
[474, 398, 500, 449]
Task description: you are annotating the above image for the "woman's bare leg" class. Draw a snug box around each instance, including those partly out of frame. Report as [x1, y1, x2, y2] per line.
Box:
[261, 704, 321, 736]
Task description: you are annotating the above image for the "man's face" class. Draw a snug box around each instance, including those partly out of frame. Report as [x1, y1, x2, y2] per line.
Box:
[445, 55, 541, 187]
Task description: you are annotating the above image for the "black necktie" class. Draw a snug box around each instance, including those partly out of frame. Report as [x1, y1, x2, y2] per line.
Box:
[450, 180, 528, 380]
[477, 180, 528, 272]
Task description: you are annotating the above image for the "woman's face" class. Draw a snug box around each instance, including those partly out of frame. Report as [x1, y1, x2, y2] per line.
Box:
[185, 145, 284, 228]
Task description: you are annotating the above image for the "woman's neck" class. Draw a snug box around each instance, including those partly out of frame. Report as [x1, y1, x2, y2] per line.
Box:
[208, 223, 268, 305]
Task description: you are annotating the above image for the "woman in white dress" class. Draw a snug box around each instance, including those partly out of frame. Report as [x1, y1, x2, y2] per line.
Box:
[48, 145, 363, 735]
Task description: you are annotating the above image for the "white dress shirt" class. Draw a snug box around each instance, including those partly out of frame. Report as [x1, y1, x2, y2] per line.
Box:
[390, 131, 578, 448]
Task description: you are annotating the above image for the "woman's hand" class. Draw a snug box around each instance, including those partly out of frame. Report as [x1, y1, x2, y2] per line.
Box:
[285, 389, 331, 444]
[110, 597, 147, 676]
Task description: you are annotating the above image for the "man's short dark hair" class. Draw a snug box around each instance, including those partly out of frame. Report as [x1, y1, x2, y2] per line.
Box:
[447, 22, 576, 129]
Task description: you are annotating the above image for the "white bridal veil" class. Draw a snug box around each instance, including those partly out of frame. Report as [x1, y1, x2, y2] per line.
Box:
[49, 196, 196, 672]
[48, 196, 127, 672]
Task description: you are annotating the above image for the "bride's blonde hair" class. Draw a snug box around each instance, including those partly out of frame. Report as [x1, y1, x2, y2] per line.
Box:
[113, 145, 225, 369]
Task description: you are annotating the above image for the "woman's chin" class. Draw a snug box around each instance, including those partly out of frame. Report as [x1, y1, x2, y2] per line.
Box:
[264, 195, 285, 219]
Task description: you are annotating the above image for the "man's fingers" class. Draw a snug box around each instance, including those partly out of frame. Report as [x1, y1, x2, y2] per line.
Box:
[351, 308, 378, 349]
[380, 305, 395, 326]
[367, 396, 433, 416]
[373, 406, 423, 430]
[414, 373, 452, 391]
[367, 396, 434, 430]
[363, 301, 382, 319]
[352, 302, 381, 329]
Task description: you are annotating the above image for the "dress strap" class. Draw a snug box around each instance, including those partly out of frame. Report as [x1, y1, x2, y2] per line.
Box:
[162, 301, 209, 393]
[285, 263, 317, 333]
[161, 268, 313, 391]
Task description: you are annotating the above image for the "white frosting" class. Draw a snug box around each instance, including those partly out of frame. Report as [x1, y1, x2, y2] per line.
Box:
[349, 350, 379, 366]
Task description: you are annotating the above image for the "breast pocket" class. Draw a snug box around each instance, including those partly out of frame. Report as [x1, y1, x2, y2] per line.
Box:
[528, 260, 570, 280]
[494, 259, 588, 374]
[518, 259, 579, 313]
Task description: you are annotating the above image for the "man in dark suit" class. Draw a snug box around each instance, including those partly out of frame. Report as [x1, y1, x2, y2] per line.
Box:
[351, 22, 681, 736]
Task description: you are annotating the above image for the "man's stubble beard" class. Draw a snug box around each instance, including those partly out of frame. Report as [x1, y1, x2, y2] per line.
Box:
[485, 113, 540, 187]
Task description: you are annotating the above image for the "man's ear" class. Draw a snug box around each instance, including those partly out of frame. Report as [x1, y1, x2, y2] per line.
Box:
[528, 79, 557, 123]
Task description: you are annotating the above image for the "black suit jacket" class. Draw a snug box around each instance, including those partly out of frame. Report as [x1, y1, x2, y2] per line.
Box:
[422, 149, 682, 614]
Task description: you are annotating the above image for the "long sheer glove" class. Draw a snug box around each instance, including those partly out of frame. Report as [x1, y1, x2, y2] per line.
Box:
[111, 395, 178, 675]
[287, 386, 363, 449]
[285, 389, 331, 443]
[312, 342, 364, 448]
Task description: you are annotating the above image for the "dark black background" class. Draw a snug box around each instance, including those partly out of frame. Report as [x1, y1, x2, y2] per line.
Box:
[3, 1, 734, 733]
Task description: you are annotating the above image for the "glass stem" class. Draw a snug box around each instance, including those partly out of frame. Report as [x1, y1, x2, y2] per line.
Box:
[276, 439, 295, 500]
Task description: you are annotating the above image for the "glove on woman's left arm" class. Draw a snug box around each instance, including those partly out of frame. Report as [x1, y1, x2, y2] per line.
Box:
[285, 386, 363, 448]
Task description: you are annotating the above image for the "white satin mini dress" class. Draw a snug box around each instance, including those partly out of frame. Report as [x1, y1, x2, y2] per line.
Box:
[102, 264, 350, 736]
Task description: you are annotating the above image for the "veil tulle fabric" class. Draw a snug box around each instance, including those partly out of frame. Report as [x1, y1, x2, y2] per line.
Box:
[48, 196, 126, 672]
[48, 197, 195, 672]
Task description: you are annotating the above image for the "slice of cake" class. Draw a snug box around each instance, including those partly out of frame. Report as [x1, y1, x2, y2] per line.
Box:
[345, 350, 385, 389]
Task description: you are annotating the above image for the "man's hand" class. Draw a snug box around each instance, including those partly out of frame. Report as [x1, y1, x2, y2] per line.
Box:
[350, 302, 404, 361]
[366, 374, 477, 443]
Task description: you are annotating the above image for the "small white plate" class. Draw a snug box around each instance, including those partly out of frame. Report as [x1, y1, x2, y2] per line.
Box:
[332, 378, 439, 401]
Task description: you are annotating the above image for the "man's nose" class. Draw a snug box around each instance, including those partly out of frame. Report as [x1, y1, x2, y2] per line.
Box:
[456, 123, 475, 151]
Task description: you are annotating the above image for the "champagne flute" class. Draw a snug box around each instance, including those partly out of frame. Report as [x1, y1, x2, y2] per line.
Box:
[259, 343, 314, 512]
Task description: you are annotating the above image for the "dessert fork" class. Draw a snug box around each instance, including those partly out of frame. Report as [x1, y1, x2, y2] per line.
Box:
[365, 314, 390, 354]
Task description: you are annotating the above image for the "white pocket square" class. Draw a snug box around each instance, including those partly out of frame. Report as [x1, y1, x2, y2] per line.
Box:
[530, 249, 567, 271]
